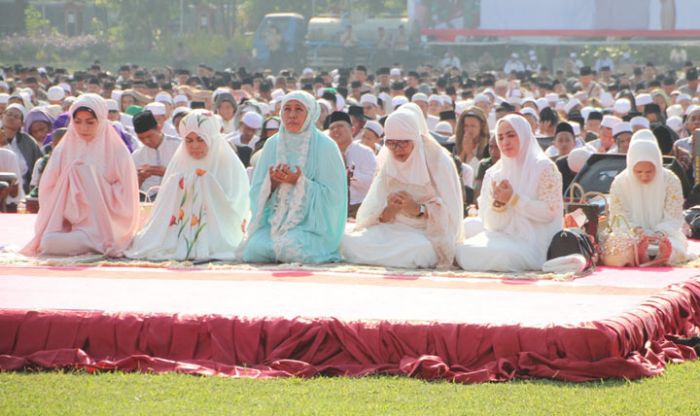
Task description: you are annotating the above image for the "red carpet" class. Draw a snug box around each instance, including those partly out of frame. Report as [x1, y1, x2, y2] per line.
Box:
[0, 214, 699, 383]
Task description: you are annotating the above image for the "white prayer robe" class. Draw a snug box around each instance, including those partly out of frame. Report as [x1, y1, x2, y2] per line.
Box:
[456, 114, 564, 272]
[343, 104, 464, 269]
[608, 138, 693, 265]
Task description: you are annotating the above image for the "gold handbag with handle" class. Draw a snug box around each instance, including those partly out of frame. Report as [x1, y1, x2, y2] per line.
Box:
[139, 186, 160, 227]
[598, 214, 639, 267]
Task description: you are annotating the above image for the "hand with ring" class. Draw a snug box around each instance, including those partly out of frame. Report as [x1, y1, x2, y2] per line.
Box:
[269, 163, 302, 189]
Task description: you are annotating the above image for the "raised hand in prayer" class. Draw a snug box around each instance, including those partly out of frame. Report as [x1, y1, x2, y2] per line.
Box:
[381, 191, 421, 223]
[394, 191, 422, 217]
[491, 180, 513, 205]
[149, 166, 167, 177]
[138, 165, 167, 184]
[269, 163, 301, 191]
[380, 192, 403, 223]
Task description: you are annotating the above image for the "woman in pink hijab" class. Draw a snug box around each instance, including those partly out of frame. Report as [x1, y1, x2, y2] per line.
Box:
[22, 94, 140, 257]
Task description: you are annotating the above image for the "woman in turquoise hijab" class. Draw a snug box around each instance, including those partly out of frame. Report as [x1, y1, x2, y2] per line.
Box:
[240, 91, 347, 263]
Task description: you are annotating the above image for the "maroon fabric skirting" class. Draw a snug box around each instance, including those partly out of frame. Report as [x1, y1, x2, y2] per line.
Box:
[1, 278, 699, 383]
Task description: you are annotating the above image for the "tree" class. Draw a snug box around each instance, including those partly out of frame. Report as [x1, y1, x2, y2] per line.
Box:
[95, 0, 177, 52]
[24, 4, 50, 36]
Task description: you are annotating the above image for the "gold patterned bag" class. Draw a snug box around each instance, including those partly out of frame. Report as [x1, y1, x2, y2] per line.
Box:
[598, 215, 639, 267]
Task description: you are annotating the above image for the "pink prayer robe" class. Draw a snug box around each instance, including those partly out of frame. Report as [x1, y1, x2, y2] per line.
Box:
[21, 94, 140, 257]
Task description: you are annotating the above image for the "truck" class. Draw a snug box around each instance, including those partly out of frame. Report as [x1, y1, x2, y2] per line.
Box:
[252, 12, 408, 70]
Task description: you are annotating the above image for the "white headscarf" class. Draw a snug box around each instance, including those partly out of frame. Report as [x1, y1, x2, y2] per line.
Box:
[491, 113, 552, 198]
[379, 104, 430, 186]
[172, 110, 228, 182]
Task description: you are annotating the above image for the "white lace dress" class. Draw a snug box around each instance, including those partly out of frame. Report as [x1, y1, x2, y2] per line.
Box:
[609, 169, 691, 265]
[456, 163, 563, 272]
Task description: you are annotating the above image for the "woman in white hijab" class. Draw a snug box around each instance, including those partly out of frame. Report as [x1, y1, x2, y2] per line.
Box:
[342, 103, 463, 268]
[456, 113, 563, 272]
[608, 131, 691, 265]
[126, 109, 249, 261]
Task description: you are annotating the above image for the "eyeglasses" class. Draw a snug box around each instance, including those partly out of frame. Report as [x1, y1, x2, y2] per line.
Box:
[2, 111, 22, 120]
[384, 140, 412, 150]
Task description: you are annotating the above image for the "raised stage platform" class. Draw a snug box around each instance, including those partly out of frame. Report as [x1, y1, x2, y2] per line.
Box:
[1, 214, 699, 383]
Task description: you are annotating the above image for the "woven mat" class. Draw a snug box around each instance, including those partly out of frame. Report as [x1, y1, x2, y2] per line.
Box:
[0, 246, 575, 282]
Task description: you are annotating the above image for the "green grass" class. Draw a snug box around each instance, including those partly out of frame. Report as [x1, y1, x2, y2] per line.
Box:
[1, 361, 699, 415]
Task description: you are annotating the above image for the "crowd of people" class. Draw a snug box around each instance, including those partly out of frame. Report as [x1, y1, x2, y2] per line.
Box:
[0, 55, 696, 271]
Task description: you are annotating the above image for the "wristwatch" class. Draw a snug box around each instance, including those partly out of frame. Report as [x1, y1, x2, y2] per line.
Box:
[417, 204, 426, 218]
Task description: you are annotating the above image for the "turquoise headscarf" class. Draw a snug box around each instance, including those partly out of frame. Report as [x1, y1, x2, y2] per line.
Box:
[275, 90, 320, 167]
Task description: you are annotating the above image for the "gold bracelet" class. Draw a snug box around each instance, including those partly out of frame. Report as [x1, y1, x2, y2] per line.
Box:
[508, 194, 520, 207]
[492, 201, 506, 212]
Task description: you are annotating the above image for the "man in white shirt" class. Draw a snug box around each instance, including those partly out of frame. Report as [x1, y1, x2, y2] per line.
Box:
[594, 50, 615, 73]
[327, 111, 377, 217]
[503, 53, 525, 74]
[440, 50, 461, 70]
[131, 111, 181, 198]
[226, 111, 262, 167]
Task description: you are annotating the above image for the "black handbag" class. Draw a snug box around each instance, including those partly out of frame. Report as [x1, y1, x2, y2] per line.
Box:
[546, 228, 598, 273]
[684, 206, 700, 239]
[564, 184, 608, 242]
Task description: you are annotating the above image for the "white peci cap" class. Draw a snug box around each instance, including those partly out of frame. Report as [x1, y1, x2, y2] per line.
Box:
[241, 111, 263, 129]
[144, 102, 166, 116]
[47, 86, 65, 102]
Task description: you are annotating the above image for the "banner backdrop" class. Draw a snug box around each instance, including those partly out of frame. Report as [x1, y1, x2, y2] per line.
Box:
[409, 0, 700, 33]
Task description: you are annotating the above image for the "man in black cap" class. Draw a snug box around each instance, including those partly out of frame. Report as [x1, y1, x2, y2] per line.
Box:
[579, 66, 599, 97]
[537, 107, 559, 149]
[405, 71, 420, 98]
[347, 105, 367, 140]
[551, 122, 582, 192]
[376, 68, 391, 91]
[495, 102, 516, 121]
[552, 122, 576, 158]
[584, 110, 603, 141]
[350, 80, 363, 101]
[327, 111, 376, 217]
[681, 67, 699, 96]
[644, 103, 664, 124]
[439, 110, 457, 132]
[662, 76, 676, 96]
[354, 65, 368, 85]
[131, 111, 181, 198]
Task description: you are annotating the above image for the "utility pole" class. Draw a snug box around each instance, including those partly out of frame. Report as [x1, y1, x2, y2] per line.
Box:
[180, 0, 184, 36]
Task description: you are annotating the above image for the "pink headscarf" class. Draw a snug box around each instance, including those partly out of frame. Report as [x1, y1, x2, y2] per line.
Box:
[22, 94, 140, 256]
